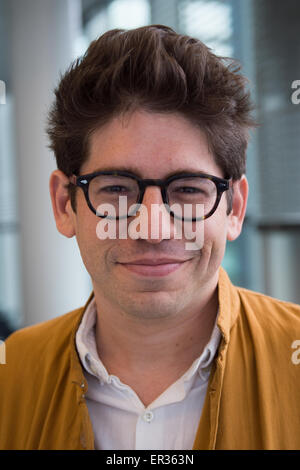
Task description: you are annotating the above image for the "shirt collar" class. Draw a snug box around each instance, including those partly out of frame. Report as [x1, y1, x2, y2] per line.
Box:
[75, 298, 108, 383]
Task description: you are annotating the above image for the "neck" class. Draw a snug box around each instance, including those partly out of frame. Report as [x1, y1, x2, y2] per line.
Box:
[93, 281, 219, 376]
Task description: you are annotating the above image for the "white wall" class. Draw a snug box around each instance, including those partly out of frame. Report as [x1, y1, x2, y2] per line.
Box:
[9, 0, 91, 327]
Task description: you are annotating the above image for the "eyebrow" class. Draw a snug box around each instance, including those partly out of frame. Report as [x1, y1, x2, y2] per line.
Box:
[86, 166, 210, 179]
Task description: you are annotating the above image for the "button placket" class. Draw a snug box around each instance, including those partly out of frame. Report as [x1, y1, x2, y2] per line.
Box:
[143, 410, 154, 423]
[136, 409, 160, 450]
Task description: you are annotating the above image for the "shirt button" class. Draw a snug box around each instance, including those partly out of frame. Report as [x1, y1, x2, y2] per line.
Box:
[143, 411, 154, 423]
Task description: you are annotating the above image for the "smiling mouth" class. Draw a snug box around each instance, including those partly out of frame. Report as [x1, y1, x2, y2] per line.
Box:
[118, 259, 190, 277]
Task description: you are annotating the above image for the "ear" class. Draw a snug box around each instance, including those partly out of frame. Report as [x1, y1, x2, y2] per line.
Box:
[226, 175, 248, 241]
[49, 170, 76, 238]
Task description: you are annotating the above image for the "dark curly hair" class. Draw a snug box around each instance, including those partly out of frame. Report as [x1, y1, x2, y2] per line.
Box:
[47, 24, 257, 212]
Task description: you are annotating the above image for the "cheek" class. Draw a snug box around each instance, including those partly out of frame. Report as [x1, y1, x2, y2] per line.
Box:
[74, 209, 108, 272]
[202, 209, 229, 257]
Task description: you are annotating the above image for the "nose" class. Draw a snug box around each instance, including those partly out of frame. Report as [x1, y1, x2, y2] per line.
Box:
[132, 186, 177, 244]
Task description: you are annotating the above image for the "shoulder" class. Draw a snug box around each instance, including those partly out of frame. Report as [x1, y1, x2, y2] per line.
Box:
[0, 304, 90, 449]
[233, 285, 300, 348]
[219, 267, 300, 336]
[236, 285, 300, 321]
[4, 306, 86, 369]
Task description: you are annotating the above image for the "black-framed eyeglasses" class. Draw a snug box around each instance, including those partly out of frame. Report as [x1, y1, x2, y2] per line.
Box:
[69, 170, 231, 222]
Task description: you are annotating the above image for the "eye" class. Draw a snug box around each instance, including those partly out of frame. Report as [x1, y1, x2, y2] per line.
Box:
[172, 186, 210, 197]
[101, 185, 128, 193]
[175, 186, 204, 193]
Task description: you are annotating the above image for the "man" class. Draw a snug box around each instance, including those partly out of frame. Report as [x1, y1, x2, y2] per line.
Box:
[1, 24, 300, 450]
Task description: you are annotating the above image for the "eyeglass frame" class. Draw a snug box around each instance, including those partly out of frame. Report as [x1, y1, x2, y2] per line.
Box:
[69, 170, 231, 221]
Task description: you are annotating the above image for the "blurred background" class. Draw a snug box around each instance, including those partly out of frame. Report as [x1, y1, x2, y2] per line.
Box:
[0, 0, 300, 337]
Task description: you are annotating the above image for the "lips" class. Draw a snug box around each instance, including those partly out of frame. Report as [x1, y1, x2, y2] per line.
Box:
[120, 258, 188, 265]
[118, 258, 190, 277]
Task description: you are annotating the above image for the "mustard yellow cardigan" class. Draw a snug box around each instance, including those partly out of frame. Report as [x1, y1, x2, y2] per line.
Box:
[1, 268, 300, 449]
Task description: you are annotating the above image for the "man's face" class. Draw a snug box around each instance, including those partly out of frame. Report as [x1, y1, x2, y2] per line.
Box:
[63, 110, 246, 320]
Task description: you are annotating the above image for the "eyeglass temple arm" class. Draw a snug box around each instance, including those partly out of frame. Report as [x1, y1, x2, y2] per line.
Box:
[69, 175, 77, 185]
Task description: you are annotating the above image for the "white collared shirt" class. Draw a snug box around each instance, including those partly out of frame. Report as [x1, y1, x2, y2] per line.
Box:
[75, 297, 222, 450]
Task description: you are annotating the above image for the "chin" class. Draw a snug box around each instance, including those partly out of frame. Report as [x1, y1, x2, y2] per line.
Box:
[121, 292, 181, 320]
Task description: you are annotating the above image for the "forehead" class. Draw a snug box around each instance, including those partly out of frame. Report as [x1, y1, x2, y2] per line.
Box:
[83, 110, 222, 178]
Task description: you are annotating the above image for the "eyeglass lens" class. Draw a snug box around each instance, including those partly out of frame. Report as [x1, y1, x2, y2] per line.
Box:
[88, 175, 217, 220]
